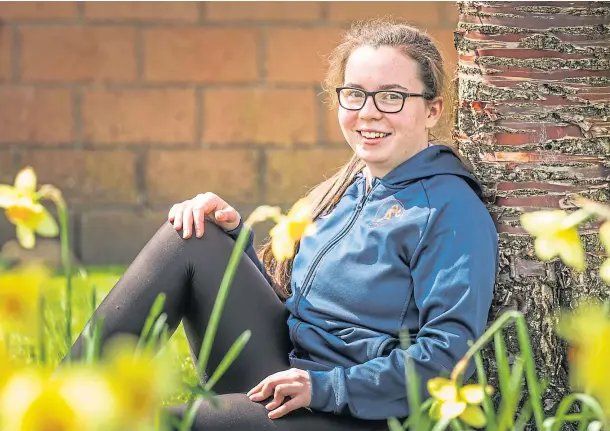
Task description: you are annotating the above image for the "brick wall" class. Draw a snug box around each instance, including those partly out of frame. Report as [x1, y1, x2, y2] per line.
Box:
[0, 1, 458, 265]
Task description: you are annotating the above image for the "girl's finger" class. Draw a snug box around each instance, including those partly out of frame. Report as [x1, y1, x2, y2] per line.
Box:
[268, 397, 303, 419]
[182, 204, 194, 239]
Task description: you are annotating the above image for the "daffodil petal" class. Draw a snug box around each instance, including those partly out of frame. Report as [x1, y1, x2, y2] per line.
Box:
[600, 222, 610, 252]
[287, 198, 312, 220]
[440, 400, 467, 419]
[34, 208, 59, 237]
[460, 405, 487, 428]
[427, 377, 457, 401]
[14, 167, 37, 195]
[459, 385, 486, 404]
[16, 224, 36, 249]
[0, 185, 19, 208]
[521, 211, 566, 236]
[556, 229, 585, 271]
[600, 259, 610, 285]
[534, 237, 559, 261]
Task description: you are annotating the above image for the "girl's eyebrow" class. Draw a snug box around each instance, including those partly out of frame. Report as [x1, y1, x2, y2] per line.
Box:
[344, 82, 410, 91]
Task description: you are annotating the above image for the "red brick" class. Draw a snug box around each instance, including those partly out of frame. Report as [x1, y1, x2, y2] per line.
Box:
[203, 89, 317, 145]
[265, 149, 352, 203]
[205, 1, 320, 22]
[328, 2, 441, 27]
[0, 27, 11, 82]
[0, 87, 73, 143]
[0, 2, 77, 20]
[81, 210, 167, 265]
[427, 28, 458, 77]
[146, 149, 260, 205]
[144, 28, 259, 83]
[83, 2, 198, 22]
[21, 26, 136, 82]
[0, 150, 14, 184]
[82, 89, 196, 144]
[266, 28, 344, 84]
[20, 149, 137, 204]
[323, 104, 346, 144]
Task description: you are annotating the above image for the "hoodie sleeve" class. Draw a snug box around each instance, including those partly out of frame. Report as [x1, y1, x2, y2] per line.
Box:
[307, 190, 498, 419]
[225, 219, 273, 286]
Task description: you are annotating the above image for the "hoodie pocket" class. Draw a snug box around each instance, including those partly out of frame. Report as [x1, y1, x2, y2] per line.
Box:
[368, 334, 399, 360]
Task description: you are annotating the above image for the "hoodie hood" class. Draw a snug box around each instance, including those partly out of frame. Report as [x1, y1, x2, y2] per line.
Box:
[378, 144, 482, 197]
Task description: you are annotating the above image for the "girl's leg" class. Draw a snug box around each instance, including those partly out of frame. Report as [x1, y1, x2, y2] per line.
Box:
[166, 394, 389, 431]
[66, 220, 293, 393]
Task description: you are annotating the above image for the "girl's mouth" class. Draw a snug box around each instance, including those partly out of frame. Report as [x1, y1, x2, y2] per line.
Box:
[357, 130, 391, 143]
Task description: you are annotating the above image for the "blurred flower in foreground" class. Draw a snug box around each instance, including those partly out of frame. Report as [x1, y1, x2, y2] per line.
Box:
[0, 265, 50, 336]
[0, 339, 14, 391]
[101, 336, 179, 430]
[520, 210, 586, 271]
[0, 367, 115, 431]
[428, 377, 492, 428]
[269, 198, 316, 261]
[0, 167, 58, 249]
[557, 302, 610, 416]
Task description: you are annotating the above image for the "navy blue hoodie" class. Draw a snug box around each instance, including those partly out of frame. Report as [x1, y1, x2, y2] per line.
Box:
[231, 145, 498, 420]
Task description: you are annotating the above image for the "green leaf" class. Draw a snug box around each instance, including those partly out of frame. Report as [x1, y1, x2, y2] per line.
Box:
[204, 330, 251, 391]
[399, 327, 423, 429]
[197, 228, 251, 378]
[387, 416, 404, 431]
[137, 293, 166, 350]
[497, 356, 525, 430]
[474, 351, 497, 431]
[178, 398, 203, 431]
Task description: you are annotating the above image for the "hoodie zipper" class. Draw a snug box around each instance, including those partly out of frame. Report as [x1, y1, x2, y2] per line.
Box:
[293, 179, 378, 317]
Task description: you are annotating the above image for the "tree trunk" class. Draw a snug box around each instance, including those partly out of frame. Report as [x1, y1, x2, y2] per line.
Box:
[455, 0, 610, 420]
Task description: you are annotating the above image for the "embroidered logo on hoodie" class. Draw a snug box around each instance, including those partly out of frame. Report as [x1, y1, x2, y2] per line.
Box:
[369, 198, 405, 227]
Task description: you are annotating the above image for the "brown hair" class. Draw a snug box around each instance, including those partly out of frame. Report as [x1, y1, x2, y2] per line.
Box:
[258, 17, 459, 300]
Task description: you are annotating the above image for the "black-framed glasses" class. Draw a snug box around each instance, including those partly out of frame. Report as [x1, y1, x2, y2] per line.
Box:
[335, 87, 433, 113]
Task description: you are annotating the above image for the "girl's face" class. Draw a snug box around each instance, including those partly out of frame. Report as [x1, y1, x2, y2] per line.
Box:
[338, 45, 443, 179]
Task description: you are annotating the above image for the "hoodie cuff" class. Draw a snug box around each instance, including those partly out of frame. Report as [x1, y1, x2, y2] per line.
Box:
[308, 369, 338, 413]
[225, 218, 244, 240]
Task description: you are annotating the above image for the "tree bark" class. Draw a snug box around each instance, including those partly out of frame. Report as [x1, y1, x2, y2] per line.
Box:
[455, 0, 610, 421]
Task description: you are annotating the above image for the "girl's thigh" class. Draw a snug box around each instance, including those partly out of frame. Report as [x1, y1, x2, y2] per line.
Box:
[166, 394, 389, 431]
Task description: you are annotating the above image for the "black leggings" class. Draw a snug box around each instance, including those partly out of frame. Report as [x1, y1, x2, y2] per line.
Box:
[66, 221, 388, 431]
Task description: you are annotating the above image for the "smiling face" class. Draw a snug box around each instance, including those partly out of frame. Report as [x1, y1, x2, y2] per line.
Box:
[338, 45, 444, 178]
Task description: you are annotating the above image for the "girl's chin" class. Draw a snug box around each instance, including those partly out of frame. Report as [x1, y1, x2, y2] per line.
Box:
[355, 147, 388, 164]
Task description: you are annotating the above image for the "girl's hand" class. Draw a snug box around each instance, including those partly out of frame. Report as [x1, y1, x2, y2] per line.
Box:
[247, 368, 312, 419]
[168, 192, 240, 239]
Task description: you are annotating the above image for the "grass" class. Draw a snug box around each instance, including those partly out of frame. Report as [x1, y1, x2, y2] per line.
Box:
[12, 266, 199, 406]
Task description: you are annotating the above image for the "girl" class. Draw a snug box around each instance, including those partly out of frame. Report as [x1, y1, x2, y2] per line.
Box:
[67, 18, 498, 431]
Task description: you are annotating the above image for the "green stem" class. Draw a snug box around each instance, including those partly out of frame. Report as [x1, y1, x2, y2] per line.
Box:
[196, 225, 251, 380]
[46, 189, 73, 362]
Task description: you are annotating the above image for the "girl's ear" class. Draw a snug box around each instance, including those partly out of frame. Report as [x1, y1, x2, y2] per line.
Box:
[425, 96, 444, 130]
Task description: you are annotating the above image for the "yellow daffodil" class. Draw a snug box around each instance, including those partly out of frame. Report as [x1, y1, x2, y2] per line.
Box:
[0, 338, 14, 391]
[0, 167, 58, 249]
[0, 265, 50, 336]
[269, 198, 316, 261]
[557, 302, 610, 415]
[245, 205, 282, 226]
[0, 367, 116, 431]
[520, 210, 586, 271]
[101, 336, 179, 429]
[428, 377, 492, 428]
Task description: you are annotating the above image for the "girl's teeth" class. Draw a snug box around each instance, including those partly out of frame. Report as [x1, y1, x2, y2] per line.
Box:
[361, 131, 389, 139]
